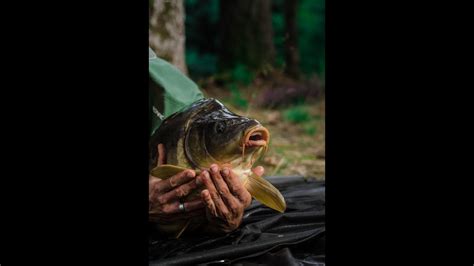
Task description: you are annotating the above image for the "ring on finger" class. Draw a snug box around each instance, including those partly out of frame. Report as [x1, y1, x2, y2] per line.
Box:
[178, 202, 186, 213]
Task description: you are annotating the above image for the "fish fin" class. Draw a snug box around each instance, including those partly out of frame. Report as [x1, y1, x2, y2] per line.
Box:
[150, 164, 189, 179]
[244, 173, 286, 213]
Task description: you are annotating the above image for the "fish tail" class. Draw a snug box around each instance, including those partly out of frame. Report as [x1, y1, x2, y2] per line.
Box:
[243, 173, 286, 213]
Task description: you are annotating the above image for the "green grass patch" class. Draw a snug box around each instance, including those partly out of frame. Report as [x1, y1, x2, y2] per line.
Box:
[303, 124, 317, 136]
[229, 84, 249, 109]
[283, 105, 311, 124]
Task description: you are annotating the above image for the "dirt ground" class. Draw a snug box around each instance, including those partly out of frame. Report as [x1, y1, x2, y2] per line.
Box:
[200, 87, 325, 180]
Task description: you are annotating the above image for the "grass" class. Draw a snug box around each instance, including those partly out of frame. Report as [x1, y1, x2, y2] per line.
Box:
[283, 105, 311, 124]
[304, 124, 317, 136]
[264, 102, 325, 179]
[248, 102, 325, 179]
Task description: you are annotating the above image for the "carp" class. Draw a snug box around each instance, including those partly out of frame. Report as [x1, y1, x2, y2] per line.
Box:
[149, 98, 285, 237]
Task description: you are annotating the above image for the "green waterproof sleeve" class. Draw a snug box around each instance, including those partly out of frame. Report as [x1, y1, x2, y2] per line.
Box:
[149, 47, 204, 135]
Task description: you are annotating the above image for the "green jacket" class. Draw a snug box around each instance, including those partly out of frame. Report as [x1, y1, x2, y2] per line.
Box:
[149, 48, 204, 136]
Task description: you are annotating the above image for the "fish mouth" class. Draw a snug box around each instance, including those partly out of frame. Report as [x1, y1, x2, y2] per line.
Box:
[243, 126, 270, 148]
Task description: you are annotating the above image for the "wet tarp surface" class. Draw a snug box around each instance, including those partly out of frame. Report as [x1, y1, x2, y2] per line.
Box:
[149, 177, 325, 265]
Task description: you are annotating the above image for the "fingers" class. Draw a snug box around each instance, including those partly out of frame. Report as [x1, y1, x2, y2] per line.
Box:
[156, 179, 199, 205]
[184, 198, 205, 212]
[156, 169, 196, 194]
[157, 144, 166, 166]
[149, 177, 163, 201]
[200, 169, 231, 220]
[201, 189, 217, 217]
[166, 199, 205, 214]
[154, 199, 205, 215]
[221, 166, 252, 208]
[212, 166, 242, 213]
[198, 165, 255, 232]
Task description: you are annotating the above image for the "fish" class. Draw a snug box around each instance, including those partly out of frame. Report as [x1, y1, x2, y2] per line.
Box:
[149, 98, 286, 237]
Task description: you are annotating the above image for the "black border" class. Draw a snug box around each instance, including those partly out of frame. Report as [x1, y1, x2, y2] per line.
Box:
[1, 1, 472, 264]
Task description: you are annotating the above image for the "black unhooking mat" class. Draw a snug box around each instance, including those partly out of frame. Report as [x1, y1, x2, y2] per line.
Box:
[149, 177, 325, 265]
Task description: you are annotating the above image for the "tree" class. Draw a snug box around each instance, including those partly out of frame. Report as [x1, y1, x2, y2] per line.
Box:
[218, 0, 275, 72]
[149, 0, 188, 74]
[284, 0, 300, 79]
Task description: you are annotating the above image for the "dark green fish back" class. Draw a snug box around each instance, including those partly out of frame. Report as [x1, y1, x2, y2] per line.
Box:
[149, 98, 227, 170]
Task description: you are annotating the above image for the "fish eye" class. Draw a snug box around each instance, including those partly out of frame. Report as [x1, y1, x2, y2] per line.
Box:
[214, 121, 226, 133]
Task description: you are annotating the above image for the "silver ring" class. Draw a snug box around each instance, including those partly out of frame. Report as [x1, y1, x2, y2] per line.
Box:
[178, 202, 186, 213]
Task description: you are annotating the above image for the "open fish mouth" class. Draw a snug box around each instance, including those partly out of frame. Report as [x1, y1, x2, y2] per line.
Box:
[243, 126, 270, 148]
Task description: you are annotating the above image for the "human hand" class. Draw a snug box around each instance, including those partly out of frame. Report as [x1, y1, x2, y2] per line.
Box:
[197, 164, 264, 233]
[149, 144, 205, 222]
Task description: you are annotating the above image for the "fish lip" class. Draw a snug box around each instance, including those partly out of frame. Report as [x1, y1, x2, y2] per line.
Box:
[243, 125, 270, 148]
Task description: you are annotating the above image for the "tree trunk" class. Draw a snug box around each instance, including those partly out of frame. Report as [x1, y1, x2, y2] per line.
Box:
[218, 0, 275, 72]
[149, 0, 188, 74]
[284, 0, 300, 79]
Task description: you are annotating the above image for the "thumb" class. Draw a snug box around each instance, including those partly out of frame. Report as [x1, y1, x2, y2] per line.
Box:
[157, 143, 166, 166]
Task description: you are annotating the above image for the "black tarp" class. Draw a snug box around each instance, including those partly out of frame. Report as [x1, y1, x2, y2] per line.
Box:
[149, 176, 325, 265]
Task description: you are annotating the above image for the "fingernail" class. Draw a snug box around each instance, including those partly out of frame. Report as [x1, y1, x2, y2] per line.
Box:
[211, 165, 218, 173]
[203, 170, 210, 179]
[196, 176, 202, 186]
[187, 170, 195, 178]
[222, 168, 230, 176]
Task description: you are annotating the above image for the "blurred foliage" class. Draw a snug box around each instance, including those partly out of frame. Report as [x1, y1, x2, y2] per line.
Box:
[186, 50, 217, 77]
[229, 83, 249, 109]
[271, 1, 285, 68]
[283, 104, 311, 123]
[184, 0, 220, 78]
[297, 0, 325, 77]
[231, 64, 254, 86]
[281, 104, 321, 136]
[184, 0, 325, 80]
[226, 64, 253, 109]
[304, 124, 317, 136]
